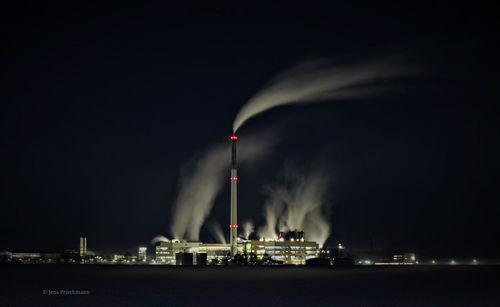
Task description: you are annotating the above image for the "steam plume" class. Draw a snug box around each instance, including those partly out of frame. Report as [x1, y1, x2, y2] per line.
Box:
[258, 165, 331, 247]
[233, 56, 414, 132]
[170, 131, 276, 241]
[241, 220, 255, 240]
[207, 220, 227, 244]
[150, 235, 170, 245]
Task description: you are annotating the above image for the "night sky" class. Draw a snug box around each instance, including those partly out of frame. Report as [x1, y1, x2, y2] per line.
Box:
[1, 2, 499, 257]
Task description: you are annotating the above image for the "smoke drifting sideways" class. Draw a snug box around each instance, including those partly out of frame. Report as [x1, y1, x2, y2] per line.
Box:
[233, 56, 416, 132]
[258, 166, 331, 247]
[170, 131, 276, 242]
[150, 235, 170, 245]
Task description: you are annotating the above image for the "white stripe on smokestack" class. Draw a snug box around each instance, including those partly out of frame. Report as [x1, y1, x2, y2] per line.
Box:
[230, 135, 238, 256]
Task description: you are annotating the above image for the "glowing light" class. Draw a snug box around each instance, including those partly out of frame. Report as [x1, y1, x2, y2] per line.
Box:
[230, 177, 238, 180]
[229, 224, 238, 228]
[230, 136, 238, 140]
[473, 259, 478, 264]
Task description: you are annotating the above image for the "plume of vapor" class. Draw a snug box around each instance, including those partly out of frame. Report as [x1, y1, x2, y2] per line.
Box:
[170, 131, 276, 241]
[241, 220, 255, 240]
[257, 187, 285, 240]
[258, 166, 331, 247]
[207, 220, 226, 244]
[150, 235, 170, 245]
[233, 56, 414, 132]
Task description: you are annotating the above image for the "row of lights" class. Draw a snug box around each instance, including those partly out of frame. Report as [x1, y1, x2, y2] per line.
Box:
[258, 237, 305, 242]
[358, 259, 481, 265]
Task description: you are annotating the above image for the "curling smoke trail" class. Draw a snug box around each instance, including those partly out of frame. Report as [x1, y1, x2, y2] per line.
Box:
[150, 235, 170, 245]
[170, 131, 276, 241]
[258, 165, 331, 247]
[233, 56, 414, 132]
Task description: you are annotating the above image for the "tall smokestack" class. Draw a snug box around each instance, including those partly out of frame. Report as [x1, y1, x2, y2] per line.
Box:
[229, 135, 238, 256]
[79, 236, 87, 257]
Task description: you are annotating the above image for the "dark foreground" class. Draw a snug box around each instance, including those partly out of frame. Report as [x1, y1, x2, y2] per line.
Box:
[1, 265, 499, 306]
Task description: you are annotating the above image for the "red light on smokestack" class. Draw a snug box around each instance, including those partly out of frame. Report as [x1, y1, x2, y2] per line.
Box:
[229, 224, 239, 228]
[230, 177, 238, 181]
[230, 135, 238, 140]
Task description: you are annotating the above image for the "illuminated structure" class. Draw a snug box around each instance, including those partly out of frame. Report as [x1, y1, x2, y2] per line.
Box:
[138, 247, 147, 262]
[155, 242, 204, 264]
[113, 254, 125, 262]
[203, 243, 231, 260]
[79, 237, 87, 257]
[392, 252, 416, 264]
[229, 135, 238, 256]
[244, 239, 318, 265]
[155, 238, 317, 265]
[244, 231, 318, 265]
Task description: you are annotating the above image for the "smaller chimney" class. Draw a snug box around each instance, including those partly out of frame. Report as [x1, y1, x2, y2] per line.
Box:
[80, 237, 87, 257]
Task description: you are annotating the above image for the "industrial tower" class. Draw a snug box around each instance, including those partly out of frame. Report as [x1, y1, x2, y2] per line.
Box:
[229, 135, 238, 256]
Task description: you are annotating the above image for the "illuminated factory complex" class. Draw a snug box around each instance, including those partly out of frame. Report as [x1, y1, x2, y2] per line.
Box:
[154, 135, 320, 265]
[155, 231, 318, 265]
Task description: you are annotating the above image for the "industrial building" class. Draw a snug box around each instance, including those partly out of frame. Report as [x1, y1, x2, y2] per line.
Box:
[392, 252, 416, 264]
[155, 241, 204, 264]
[155, 232, 318, 265]
[175, 252, 208, 266]
[138, 247, 147, 262]
[243, 239, 317, 265]
[243, 231, 318, 265]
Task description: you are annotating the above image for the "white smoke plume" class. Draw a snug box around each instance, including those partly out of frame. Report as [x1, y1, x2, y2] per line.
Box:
[257, 188, 285, 240]
[233, 56, 415, 132]
[207, 220, 226, 244]
[258, 165, 331, 247]
[150, 235, 170, 245]
[170, 131, 276, 241]
[241, 220, 255, 240]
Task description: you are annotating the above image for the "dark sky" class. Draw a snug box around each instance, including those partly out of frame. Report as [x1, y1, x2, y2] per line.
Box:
[1, 2, 499, 257]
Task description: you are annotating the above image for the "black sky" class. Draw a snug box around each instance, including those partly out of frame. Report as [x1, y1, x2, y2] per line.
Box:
[1, 2, 499, 257]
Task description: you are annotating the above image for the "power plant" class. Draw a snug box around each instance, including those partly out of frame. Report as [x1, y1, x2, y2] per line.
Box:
[154, 235, 318, 265]
[151, 135, 321, 265]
